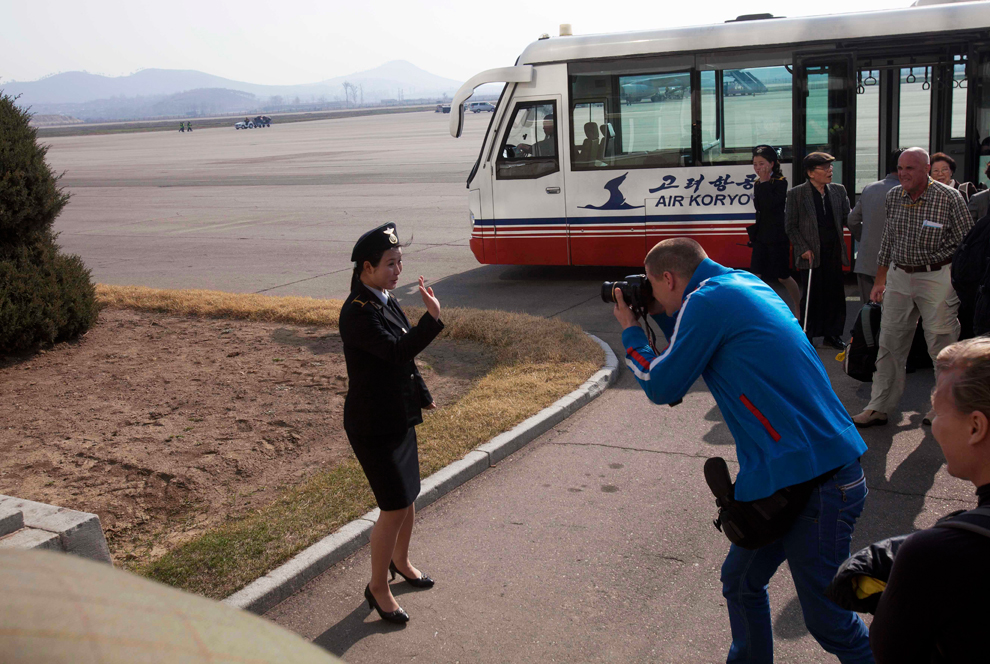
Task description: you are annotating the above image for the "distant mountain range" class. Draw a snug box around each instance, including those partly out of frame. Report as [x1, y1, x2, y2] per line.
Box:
[2, 60, 497, 122]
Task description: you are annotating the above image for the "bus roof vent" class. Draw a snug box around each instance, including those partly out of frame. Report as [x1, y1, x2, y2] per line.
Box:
[726, 13, 781, 22]
[538, 33, 550, 40]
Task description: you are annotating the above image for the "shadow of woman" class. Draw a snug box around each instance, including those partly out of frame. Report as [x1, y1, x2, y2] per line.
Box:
[311, 586, 415, 657]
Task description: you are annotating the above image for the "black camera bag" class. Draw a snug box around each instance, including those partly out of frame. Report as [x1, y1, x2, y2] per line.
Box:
[704, 457, 823, 550]
[843, 303, 882, 382]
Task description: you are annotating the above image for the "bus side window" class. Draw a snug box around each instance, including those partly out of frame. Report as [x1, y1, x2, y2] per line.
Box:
[569, 70, 692, 169]
[572, 102, 606, 166]
[496, 102, 559, 179]
[700, 66, 793, 165]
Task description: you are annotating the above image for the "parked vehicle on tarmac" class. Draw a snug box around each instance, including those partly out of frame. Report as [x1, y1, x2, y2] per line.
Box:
[253, 115, 272, 127]
[470, 102, 496, 113]
[448, 3, 990, 268]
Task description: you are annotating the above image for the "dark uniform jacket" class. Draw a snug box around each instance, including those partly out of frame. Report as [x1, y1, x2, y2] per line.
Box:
[784, 181, 851, 269]
[339, 283, 444, 437]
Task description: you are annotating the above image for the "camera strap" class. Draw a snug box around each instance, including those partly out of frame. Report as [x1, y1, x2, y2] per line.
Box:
[638, 310, 659, 355]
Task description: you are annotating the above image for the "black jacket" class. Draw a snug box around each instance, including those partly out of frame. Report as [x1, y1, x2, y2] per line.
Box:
[753, 177, 789, 244]
[339, 283, 444, 436]
[784, 181, 851, 269]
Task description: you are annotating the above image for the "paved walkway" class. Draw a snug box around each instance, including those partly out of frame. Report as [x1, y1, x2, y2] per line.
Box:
[266, 330, 968, 663]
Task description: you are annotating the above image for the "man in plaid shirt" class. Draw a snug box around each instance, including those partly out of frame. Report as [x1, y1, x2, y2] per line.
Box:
[853, 148, 973, 428]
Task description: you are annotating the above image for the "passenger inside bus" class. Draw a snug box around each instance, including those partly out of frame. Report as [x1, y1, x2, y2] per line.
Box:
[600, 123, 615, 161]
[578, 122, 600, 164]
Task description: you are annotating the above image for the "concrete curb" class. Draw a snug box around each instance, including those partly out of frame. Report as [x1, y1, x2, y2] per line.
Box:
[0, 495, 113, 564]
[223, 334, 619, 615]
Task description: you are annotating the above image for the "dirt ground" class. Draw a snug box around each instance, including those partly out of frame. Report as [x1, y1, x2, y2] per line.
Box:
[0, 308, 492, 567]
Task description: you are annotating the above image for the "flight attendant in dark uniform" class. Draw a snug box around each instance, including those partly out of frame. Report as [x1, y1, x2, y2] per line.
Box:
[750, 144, 801, 316]
[339, 222, 444, 624]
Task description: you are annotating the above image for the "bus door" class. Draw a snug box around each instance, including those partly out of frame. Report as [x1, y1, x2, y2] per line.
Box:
[794, 55, 855, 191]
[973, 45, 990, 189]
[851, 48, 975, 196]
[794, 55, 856, 264]
[491, 95, 568, 265]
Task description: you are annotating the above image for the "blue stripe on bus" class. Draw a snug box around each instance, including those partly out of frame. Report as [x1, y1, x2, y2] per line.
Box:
[475, 212, 755, 227]
[644, 213, 753, 222]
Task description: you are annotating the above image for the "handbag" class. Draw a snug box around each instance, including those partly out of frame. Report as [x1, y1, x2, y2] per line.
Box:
[703, 457, 829, 549]
[745, 223, 758, 246]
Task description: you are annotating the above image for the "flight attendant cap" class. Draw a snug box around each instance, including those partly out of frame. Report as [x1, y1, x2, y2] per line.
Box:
[350, 223, 400, 262]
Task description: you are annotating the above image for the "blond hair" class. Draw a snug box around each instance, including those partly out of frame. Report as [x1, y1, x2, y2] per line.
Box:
[936, 337, 990, 418]
[645, 238, 707, 280]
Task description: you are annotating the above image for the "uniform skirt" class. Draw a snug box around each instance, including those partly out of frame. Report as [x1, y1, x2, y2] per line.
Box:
[751, 240, 792, 281]
[347, 427, 420, 511]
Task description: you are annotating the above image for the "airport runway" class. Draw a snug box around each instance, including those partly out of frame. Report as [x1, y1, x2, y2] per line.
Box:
[46, 112, 973, 662]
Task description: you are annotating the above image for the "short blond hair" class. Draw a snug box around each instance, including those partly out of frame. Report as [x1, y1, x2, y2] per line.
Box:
[936, 337, 990, 418]
[645, 238, 707, 280]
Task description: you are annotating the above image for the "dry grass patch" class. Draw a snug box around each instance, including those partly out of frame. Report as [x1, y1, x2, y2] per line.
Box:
[96, 284, 344, 327]
[94, 285, 602, 598]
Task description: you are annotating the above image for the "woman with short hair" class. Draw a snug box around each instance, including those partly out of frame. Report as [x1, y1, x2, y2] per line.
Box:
[870, 337, 990, 662]
[931, 152, 977, 201]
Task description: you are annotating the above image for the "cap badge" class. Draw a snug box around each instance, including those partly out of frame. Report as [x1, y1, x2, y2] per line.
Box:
[384, 227, 398, 245]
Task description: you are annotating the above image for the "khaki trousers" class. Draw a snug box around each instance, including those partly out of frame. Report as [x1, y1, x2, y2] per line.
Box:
[866, 264, 960, 414]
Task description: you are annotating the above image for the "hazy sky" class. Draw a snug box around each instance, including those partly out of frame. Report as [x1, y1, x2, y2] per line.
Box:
[2, 0, 916, 85]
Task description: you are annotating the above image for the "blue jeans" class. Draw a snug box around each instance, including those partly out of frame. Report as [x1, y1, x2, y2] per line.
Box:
[721, 461, 873, 664]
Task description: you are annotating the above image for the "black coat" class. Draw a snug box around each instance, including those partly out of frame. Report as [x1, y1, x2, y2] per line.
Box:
[339, 283, 444, 437]
[753, 178, 789, 244]
[784, 181, 851, 269]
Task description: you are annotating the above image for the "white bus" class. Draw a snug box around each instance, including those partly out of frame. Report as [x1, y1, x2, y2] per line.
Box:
[449, 2, 990, 267]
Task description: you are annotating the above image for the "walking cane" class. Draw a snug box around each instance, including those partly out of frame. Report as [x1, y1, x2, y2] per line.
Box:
[803, 267, 813, 333]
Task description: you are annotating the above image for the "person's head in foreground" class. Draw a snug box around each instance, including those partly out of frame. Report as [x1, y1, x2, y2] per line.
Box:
[933, 337, 990, 486]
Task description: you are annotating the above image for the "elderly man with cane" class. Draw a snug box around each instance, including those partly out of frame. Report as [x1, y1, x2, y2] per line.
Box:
[785, 152, 852, 350]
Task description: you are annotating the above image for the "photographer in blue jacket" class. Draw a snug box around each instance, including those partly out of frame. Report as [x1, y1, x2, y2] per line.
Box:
[613, 238, 872, 664]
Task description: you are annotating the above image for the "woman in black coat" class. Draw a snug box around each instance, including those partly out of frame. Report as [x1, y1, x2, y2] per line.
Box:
[339, 222, 443, 624]
[750, 144, 801, 315]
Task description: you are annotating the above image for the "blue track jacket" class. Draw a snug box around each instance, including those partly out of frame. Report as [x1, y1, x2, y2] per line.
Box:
[622, 258, 866, 501]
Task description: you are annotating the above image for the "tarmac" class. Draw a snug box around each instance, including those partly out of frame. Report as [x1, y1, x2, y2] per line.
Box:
[45, 110, 976, 662]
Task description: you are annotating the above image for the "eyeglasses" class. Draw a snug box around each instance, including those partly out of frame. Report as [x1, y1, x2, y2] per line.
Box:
[814, 164, 834, 172]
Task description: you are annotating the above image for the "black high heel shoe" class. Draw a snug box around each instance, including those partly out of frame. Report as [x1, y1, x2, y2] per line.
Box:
[364, 584, 409, 624]
[389, 560, 435, 589]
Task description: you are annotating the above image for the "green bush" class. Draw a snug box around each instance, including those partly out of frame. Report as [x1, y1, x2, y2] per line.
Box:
[0, 92, 97, 354]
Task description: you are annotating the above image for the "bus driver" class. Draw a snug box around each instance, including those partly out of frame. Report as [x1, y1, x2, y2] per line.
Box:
[518, 113, 556, 157]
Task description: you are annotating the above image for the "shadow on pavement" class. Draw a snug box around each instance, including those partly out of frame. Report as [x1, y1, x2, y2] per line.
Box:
[702, 404, 734, 446]
[311, 586, 419, 657]
[774, 596, 810, 640]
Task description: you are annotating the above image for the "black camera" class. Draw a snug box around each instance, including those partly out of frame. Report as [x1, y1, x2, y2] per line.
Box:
[601, 274, 654, 309]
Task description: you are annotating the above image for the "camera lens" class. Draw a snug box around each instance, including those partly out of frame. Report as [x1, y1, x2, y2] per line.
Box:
[601, 281, 621, 303]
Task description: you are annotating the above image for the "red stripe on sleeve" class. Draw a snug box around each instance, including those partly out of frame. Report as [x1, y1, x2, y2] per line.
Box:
[627, 348, 652, 371]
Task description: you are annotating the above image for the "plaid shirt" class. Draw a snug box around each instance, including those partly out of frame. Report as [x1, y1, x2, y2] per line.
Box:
[877, 179, 973, 268]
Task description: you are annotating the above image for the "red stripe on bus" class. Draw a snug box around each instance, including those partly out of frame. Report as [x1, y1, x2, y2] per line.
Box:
[739, 394, 781, 442]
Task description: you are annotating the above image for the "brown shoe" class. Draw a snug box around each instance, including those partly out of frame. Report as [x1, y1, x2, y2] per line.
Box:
[853, 409, 888, 428]
[922, 409, 936, 426]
